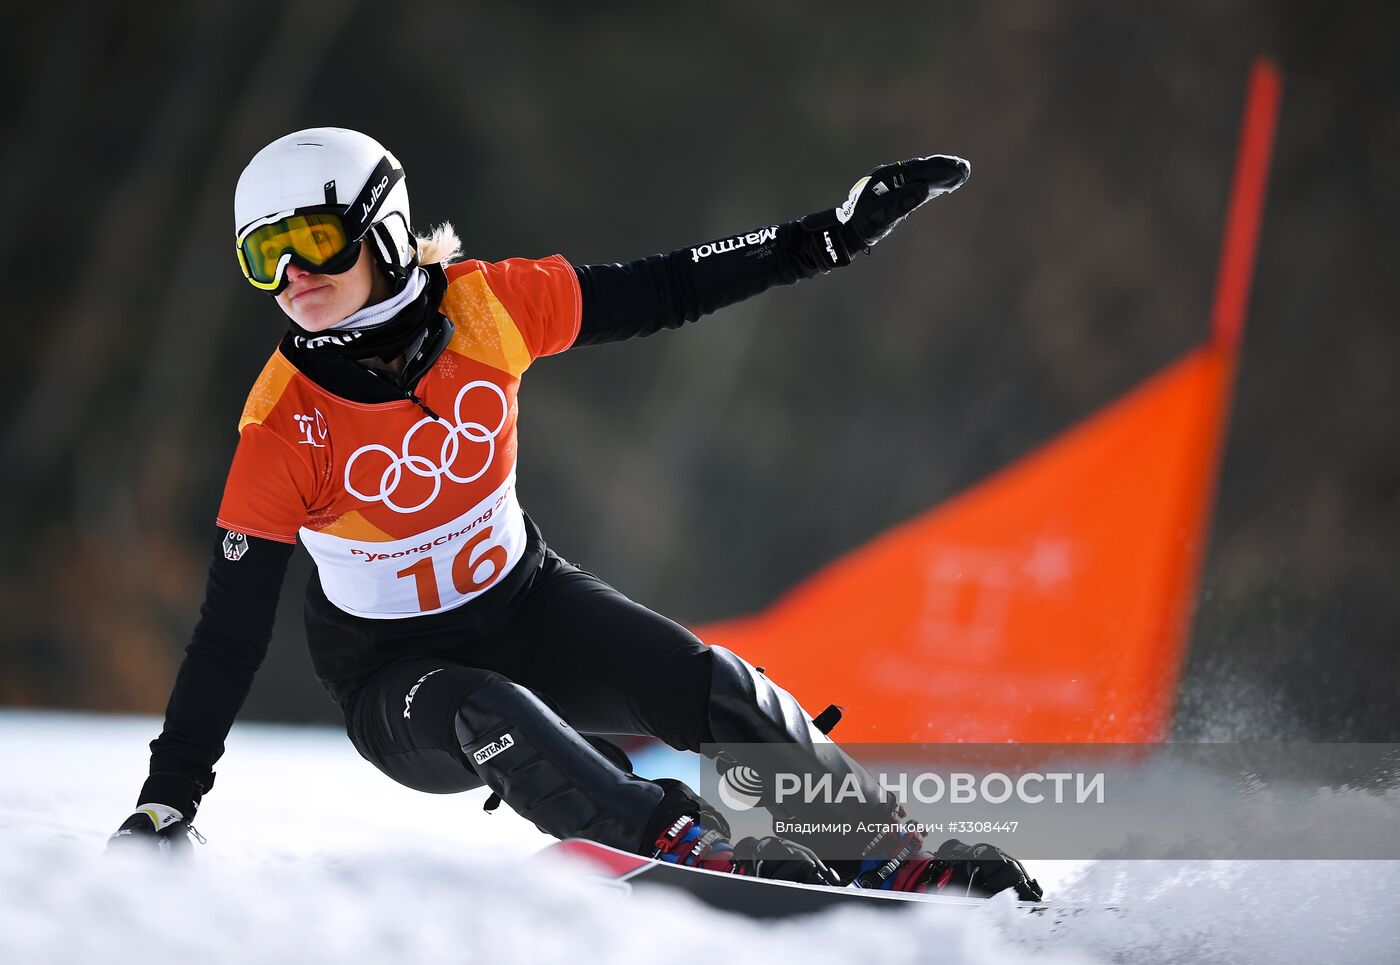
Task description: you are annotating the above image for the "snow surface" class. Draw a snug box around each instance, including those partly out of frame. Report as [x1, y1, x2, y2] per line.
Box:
[1, 709, 1395, 964]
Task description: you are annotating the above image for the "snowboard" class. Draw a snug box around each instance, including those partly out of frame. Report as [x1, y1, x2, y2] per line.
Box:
[540, 838, 1112, 922]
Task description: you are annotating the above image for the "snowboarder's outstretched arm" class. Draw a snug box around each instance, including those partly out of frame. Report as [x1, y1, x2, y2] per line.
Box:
[107, 529, 293, 855]
[571, 156, 970, 346]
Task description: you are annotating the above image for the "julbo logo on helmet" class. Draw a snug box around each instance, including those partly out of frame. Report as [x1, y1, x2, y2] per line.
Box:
[233, 128, 415, 294]
[360, 174, 391, 226]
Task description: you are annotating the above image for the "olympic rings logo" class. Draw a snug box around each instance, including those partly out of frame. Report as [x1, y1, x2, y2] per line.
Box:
[345, 381, 509, 514]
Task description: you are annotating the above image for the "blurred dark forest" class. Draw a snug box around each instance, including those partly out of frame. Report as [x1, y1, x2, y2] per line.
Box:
[1, 1, 1395, 741]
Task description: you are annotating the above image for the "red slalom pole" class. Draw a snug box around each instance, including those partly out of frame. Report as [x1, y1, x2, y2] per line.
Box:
[1209, 58, 1283, 353]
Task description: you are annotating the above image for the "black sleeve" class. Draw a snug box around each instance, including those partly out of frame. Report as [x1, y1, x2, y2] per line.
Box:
[139, 529, 294, 815]
[572, 217, 854, 347]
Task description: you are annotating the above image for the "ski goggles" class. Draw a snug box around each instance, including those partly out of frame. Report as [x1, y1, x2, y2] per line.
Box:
[235, 155, 404, 293]
[236, 211, 359, 292]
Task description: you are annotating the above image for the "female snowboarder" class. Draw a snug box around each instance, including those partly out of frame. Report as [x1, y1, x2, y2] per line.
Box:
[108, 127, 1039, 901]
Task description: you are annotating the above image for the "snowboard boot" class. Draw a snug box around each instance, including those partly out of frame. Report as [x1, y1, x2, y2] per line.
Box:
[646, 779, 838, 885]
[651, 814, 840, 884]
[836, 821, 1043, 900]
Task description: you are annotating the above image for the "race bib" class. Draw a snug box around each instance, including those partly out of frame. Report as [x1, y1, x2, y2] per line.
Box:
[301, 474, 526, 619]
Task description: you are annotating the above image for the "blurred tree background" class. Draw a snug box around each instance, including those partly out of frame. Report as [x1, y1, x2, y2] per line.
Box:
[1, 1, 1395, 740]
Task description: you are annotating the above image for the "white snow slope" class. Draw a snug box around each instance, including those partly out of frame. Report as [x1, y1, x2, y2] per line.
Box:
[1, 709, 1395, 965]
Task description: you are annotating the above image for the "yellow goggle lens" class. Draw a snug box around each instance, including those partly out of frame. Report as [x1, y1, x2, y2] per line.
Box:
[238, 213, 352, 285]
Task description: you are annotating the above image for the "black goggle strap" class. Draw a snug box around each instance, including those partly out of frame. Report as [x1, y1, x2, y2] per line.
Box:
[342, 153, 405, 240]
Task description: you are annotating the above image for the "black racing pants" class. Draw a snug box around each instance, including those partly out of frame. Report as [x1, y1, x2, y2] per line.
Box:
[309, 546, 715, 796]
[305, 526, 890, 860]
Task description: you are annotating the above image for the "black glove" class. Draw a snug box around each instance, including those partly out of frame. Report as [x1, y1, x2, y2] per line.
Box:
[106, 771, 210, 859]
[106, 803, 199, 858]
[931, 839, 1043, 901]
[800, 155, 971, 267]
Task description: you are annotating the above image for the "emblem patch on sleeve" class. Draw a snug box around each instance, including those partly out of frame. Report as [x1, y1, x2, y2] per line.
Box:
[222, 531, 249, 561]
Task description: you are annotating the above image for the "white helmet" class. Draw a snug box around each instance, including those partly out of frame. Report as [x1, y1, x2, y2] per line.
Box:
[233, 127, 415, 293]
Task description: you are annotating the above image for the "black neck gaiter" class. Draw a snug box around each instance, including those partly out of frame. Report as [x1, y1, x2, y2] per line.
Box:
[287, 264, 448, 364]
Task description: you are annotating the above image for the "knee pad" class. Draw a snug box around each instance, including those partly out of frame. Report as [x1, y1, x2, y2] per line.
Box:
[705, 646, 891, 822]
[454, 679, 663, 853]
